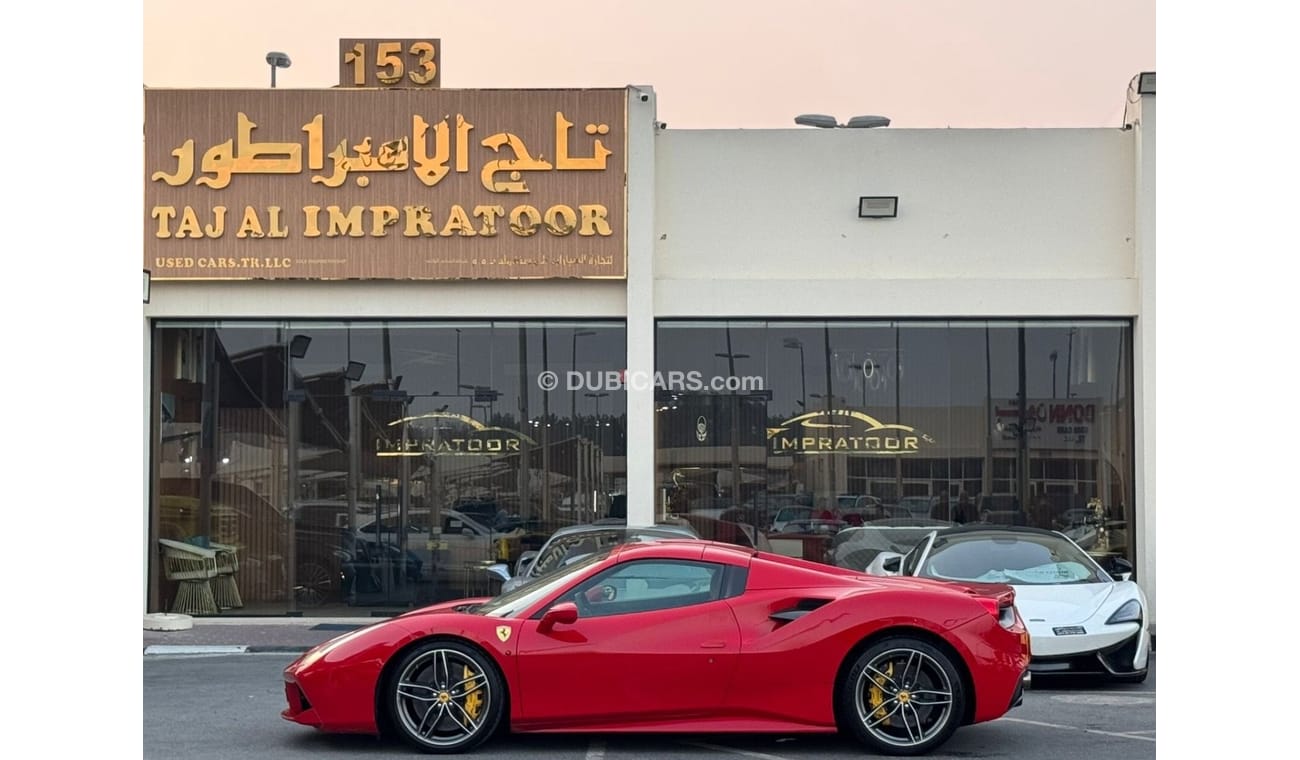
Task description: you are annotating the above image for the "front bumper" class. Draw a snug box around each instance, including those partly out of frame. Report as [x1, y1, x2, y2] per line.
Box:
[1028, 627, 1147, 677]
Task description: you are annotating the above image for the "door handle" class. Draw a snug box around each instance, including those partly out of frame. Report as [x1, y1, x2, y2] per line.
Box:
[700, 641, 727, 649]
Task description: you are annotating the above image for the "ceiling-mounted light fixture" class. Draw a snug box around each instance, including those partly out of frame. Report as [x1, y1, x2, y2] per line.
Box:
[858, 196, 899, 218]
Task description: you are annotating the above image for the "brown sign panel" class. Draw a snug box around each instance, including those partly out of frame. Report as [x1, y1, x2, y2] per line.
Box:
[144, 88, 627, 280]
[338, 39, 441, 88]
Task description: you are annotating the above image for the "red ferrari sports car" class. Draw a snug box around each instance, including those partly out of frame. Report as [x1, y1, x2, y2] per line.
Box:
[283, 539, 1030, 755]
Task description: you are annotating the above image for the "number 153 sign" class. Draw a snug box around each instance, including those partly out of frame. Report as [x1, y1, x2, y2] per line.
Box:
[339, 38, 440, 88]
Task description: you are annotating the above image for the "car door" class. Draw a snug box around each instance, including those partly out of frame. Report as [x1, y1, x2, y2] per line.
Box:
[514, 559, 741, 726]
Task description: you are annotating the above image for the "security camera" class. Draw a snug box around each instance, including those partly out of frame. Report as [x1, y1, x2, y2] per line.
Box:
[639, 93, 649, 102]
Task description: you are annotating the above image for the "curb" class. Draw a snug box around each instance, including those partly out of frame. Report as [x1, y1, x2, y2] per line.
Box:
[143, 644, 312, 655]
[144, 645, 249, 655]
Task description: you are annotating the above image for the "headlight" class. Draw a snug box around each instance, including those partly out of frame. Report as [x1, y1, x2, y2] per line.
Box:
[1106, 598, 1142, 625]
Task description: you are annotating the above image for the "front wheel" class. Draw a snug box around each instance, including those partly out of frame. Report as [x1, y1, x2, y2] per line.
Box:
[839, 637, 966, 756]
[387, 640, 504, 754]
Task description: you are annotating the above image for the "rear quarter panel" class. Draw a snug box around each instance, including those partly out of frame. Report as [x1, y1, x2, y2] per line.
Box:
[721, 555, 1017, 727]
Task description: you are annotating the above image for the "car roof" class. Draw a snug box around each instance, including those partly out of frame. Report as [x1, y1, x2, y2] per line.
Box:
[547, 521, 698, 539]
[934, 524, 1064, 540]
[612, 538, 753, 563]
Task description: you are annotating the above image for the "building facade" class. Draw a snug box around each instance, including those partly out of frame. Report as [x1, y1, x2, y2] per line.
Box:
[143, 79, 1156, 626]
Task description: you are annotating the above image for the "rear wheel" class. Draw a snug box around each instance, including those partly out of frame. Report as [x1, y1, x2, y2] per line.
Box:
[839, 637, 966, 756]
[387, 640, 504, 754]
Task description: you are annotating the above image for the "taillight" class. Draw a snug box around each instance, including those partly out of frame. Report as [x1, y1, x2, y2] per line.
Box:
[976, 597, 1020, 629]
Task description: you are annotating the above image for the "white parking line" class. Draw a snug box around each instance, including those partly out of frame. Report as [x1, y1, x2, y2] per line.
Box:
[681, 741, 793, 760]
[585, 739, 606, 760]
[1002, 717, 1156, 742]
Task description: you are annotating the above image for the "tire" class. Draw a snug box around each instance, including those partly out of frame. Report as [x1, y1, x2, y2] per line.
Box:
[386, 640, 505, 754]
[839, 636, 966, 756]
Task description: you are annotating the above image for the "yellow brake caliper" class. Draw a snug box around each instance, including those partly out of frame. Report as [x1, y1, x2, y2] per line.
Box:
[869, 662, 894, 726]
[462, 665, 484, 720]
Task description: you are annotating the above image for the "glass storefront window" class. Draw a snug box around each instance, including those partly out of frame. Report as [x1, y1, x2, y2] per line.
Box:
[654, 320, 1135, 573]
[149, 321, 626, 616]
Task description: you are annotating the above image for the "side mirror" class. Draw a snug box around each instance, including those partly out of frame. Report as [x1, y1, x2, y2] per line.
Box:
[867, 551, 905, 576]
[1109, 557, 1134, 582]
[515, 551, 538, 577]
[484, 563, 510, 583]
[538, 601, 578, 633]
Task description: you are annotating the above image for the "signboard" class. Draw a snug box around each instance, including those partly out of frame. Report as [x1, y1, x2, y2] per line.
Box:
[992, 399, 1099, 449]
[377, 412, 536, 457]
[766, 409, 937, 456]
[144, 88, 627, 280]
[339, 39, 441, 88]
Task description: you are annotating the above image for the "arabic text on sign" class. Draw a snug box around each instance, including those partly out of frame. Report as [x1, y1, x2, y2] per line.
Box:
[150, 111, 614, 191]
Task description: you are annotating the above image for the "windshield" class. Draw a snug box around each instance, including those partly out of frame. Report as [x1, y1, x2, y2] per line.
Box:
[475, 550, 611, 617]
[918, 530, 1105, 585]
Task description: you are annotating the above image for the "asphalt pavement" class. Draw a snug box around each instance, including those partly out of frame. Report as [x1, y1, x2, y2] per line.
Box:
[144, 621, 1155, 760]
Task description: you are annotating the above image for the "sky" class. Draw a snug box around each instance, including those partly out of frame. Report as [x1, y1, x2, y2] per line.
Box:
[143, 0, 1154, 129]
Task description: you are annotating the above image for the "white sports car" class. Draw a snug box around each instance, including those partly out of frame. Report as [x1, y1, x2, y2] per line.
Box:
[865, 524, 1150, 683]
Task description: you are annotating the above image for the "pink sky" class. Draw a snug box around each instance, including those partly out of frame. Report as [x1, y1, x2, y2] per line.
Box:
[144, 0, 1153, 129]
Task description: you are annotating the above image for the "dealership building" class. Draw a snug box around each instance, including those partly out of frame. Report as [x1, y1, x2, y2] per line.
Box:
[142, 68, 1156, 628]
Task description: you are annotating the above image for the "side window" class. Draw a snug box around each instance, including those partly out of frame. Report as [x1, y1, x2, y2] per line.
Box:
[571, 560, 724, 617]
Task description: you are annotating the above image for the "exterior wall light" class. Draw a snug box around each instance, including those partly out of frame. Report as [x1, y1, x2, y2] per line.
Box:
[795, 114, 891, 128]
[858, 196, 898, 218]
[1137, 72, 1156, 95]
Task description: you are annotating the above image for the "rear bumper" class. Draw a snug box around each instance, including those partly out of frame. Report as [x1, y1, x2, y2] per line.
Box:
[1009, 670, 1029, 710]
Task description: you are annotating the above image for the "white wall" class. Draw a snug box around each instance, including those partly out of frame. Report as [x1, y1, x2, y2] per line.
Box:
[654, 128, 1137, 317]
[144, 279, 627, 318]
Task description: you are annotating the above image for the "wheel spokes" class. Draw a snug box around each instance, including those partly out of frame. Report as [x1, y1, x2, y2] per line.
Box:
[395, 649, 491, 747]
[857, 647, 954, 747]
[397, 680, 440, 702]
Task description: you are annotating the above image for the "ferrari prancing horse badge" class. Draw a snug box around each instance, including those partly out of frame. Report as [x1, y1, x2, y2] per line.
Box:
[496, 626, 512, 643]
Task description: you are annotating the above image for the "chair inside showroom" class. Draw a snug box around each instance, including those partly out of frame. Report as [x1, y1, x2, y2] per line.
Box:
[159, 538, 220, 616]
[208, 541, 244, 610]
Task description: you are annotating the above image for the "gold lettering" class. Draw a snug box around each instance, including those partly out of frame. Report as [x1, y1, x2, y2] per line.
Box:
[303, 206, 323, 237]
[455, 115, 472, 173]
[866, 438, 882, 450]
[818, 438, 832, 451]
[905, 437, 919, 450]
[578, 204, 612, 236]
[204, 206, 227, 238]
[326, 206, 366, 237]
[487, 439, 502, 452]
[176, 207, 205, 239]
[468, 439, 483, 452]
[266, 206, 288, 238]
[370, 205, 400, 236]
[403, 205, 438, 237]
[506, 440, 520, 452]
[236, 206, 265, 238]
[885, 437, 901, 450]
[151, 140, 195, 186]
[509, 205, 541, 237]
[544, 205, 577, 236]
[473, 205, 505, 236]
[440, 205, 478, 237]
[151, 206, 176, 238]
[413, 116, 451, 187]
[303, 115, 324, 170]
[801, 437, 815, 450]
